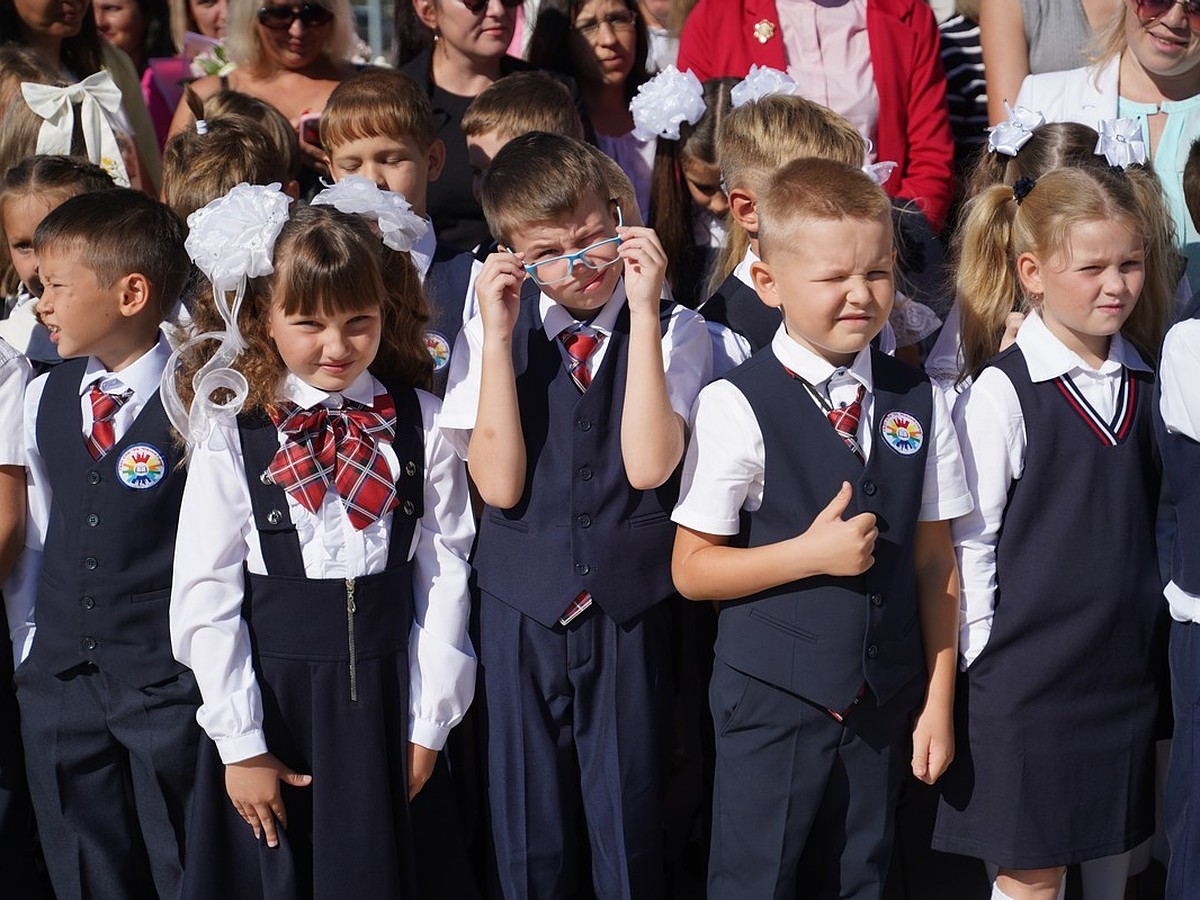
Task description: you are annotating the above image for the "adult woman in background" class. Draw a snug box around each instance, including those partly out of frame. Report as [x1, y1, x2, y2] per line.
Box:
[93, 0, 177, 145]
[167, 0, 356, 188]
[169, 0, 226, 43]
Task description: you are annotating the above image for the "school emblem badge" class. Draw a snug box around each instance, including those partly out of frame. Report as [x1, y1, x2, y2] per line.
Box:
[879, 411, 924, 456]
[424, 331, 451, 371]
[116, 444, 166, 489]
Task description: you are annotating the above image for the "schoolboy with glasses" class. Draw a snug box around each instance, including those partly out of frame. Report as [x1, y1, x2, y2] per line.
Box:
[440, 131, 711, 900]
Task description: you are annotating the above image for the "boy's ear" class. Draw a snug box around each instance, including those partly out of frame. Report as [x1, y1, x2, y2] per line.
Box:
[1015, 251, 1044, 299]
[426, 138, 446, 184]
[116, 272, 153, 318]
[728, 187, 758, 234]
[749, 259, 782, 309]
[283, 179, 302, 201]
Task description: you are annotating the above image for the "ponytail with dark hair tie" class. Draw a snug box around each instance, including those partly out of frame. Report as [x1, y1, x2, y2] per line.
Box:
[1012, 176, 1036, 204]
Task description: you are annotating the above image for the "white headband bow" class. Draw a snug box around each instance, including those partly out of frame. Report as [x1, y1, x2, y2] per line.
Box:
[310, 176, 429, 252]
[1095, 117, 1147, 168]
[986, 102, 1045, 157]
[730, 65, 797, 108]
[630, 66, 707, 141]
[21, 72, 130, 187]
[162, 183, 293, 446]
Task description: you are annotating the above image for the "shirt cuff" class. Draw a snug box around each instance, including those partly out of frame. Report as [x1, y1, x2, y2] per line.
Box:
[670, 508, 739, 536]
[919, 491, 975, 523]
[407, 622, 478, 752]
[215, 730, 269, 765]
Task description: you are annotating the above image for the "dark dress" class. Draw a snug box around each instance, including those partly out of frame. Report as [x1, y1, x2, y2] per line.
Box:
[933, 346, 1167, 869]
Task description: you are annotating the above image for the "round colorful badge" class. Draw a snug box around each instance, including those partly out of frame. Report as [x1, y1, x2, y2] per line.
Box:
[879, 411, 924, 456]
[424, 331, 451, 371]
[116, 444, 166, 489]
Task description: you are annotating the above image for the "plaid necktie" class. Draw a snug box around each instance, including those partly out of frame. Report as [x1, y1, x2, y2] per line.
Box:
[826, 383, 866, 460]
[266, 394, 399, 530]
[560, 326, 602, 391]
[86, 383, 132, 460]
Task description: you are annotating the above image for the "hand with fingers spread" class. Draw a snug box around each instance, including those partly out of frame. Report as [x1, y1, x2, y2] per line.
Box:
[797, 482, 878, 577]
[476, 250, 528, 339]
[616, 225, 668, 316]
[225, 753, 312, 848]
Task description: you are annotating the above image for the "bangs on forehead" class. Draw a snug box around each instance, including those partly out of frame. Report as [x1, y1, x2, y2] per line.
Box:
[270, 212, 387, 318]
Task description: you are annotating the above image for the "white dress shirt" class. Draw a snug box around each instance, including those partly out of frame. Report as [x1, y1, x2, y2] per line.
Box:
[672, 325, 972, 536]
[4, 336, 171, 665]
[170, 371, 476, 763]
[952, 311, 1153, 667]
[1159, 317, 1200, 623]
[439, 279, 713, 459]
[0, 337, 32, 467]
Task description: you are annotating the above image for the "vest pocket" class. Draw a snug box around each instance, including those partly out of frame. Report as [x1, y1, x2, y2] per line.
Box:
[628, 510, 670, 530]
[748, 608, 819, 643]
[487, 511, 529, 533]
[129, 588, 171, 604]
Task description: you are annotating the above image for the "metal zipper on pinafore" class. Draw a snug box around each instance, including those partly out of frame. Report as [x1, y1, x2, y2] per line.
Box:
[345, 577, 358, 702]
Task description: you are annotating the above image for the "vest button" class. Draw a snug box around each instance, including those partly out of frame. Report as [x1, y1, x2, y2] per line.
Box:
[870, 592, 883, 607]
[578, 467, 593, 481]
[404, 460, 417, 477]
[402, 500, 416, 516]
[80, 596, 95, 610]
[578, 419, 592, 432]
[260, 470, 273, 485]
[83, 557, 98, 570]
[575, 563, 590, 576]
[577, 513, 592, 528]
[88, 471, 101, 485]
[866, 643, 879, 659]
[266, 510, 283, 525]
[81, 637, 97, 651]
[862, 480, 877, 496]
[87, 514, 100, 527]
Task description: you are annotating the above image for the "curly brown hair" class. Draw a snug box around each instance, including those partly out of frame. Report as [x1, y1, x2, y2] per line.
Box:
[176, 204, 432, 419]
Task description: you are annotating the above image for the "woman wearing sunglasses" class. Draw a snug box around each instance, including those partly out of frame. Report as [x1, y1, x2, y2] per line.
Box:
[166, 0, 357, 188]
[1017, 0, 1200, 293]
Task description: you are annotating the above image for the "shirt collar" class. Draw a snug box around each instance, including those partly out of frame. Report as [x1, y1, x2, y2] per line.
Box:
[770, 324, 874, 392]
[1015, 310, 1151, 382]
[280, 370, 380, 411]
[79, 333, 171, 399]
[540, 278, 628, 341]
[410, 220, 436, 282]
[733, 246, 761, 289]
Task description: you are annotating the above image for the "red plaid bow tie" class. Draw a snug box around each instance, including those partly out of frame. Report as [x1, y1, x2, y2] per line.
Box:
[266, 395, 399, 530]
[86, 383, 132, 460]
[560, 327, 602, 391]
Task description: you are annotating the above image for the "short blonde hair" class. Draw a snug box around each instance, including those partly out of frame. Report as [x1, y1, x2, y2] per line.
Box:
[224, 0, 355, 70]
[322, 67, 437, 152]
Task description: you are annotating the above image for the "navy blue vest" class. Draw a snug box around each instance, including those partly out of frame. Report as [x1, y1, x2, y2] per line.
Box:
[424, 242, 474, 398]
[473, 291, 680, 626]
[31, 359, 188, 687]
[718, 347, 931, 712]
[1158, 308, 1200, 594]
[698, 271, 782, 353]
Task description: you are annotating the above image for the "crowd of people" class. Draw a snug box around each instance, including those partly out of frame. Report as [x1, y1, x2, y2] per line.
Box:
[1, 1, 1199, 899]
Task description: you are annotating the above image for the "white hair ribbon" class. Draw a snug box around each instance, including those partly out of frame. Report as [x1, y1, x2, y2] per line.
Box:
[629, 66, 707, 141]
[729, 65, 798, 108]
[985, 102, 1045, 157]
[161, 183, 293, 446]
[1095, 117, 1147, 168]
[310, 176, 429, 252]
[21, 72, 130, 187]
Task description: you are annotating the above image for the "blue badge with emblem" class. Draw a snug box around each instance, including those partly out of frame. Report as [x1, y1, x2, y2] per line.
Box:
[879, 411, 924, 456]
[116, 443, 166, 489]
[424, 331, 451, 371]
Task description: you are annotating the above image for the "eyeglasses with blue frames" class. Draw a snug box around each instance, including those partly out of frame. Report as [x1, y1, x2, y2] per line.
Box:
[520, 205, 625, 287]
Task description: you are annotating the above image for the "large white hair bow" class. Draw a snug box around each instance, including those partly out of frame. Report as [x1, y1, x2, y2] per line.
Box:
[630, 66, 707, 141]
[730, 65, 797, 108]
[162, 183, 293, 445]
[310, 176, 429, 252]
[21, 72, 130, 186]
[1095, 117, 1147, 168]
[985, 102, 1045, 157]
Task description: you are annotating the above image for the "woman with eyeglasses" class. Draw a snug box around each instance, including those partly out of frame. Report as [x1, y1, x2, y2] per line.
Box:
[165, 0, 357, 189]
[527, 0, 653, 221]
[1017, 0, 1200, 297]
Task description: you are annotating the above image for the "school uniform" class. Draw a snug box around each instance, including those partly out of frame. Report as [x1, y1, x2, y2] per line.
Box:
[410, 223, 482, 398]
[672, 325, 971, 900]
[1156, 310, 1200, 900]
[440, 279, 712, 900]
[170, 371, 476, 899]
[934, 312, 1165, 869]
[5, 335, 201, 900]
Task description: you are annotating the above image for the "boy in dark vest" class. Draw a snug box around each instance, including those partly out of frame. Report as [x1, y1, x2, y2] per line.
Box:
[323, 67, 480, 397]
[440, 132, 711, 900]
[4, 189, 198, 900]
[672, 158, 970, 900]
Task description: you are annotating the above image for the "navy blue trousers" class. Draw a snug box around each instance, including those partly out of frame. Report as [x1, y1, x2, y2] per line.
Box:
[15, 662, 201, 900]
[707, 659, 917, 900]
[1167, 618, 1200, 899]
[480, 594, 671, 900]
